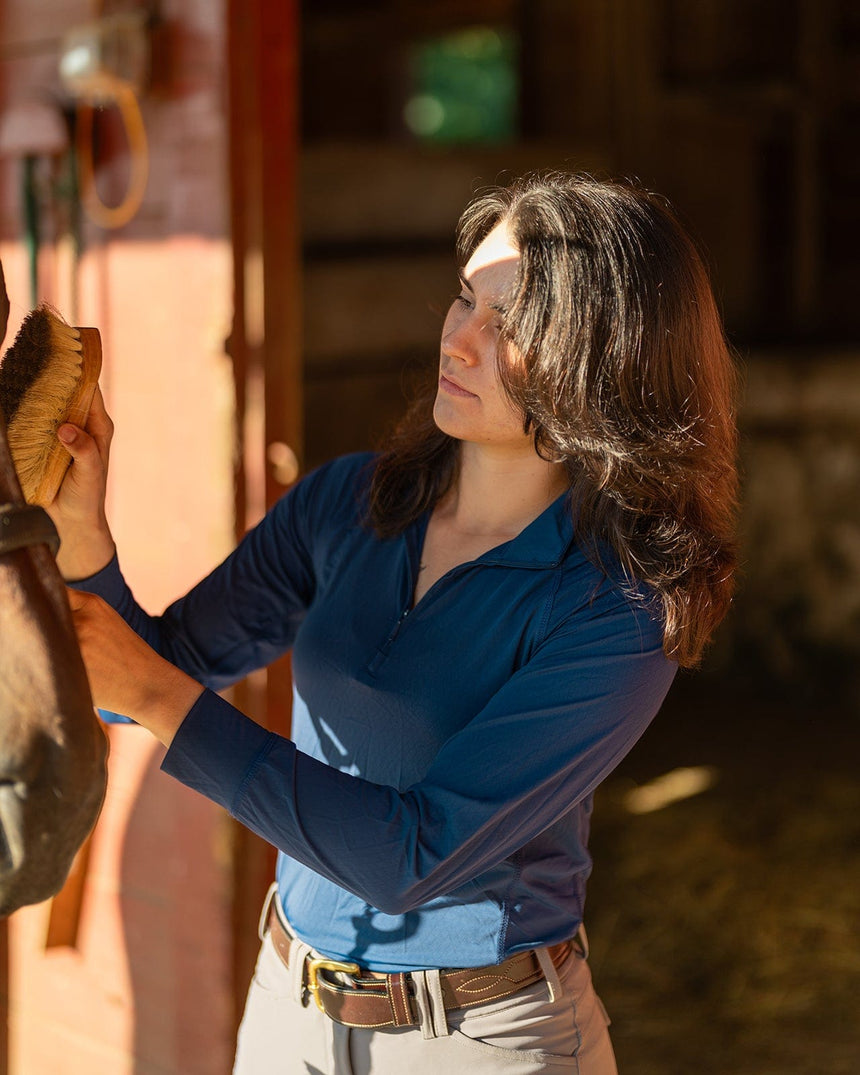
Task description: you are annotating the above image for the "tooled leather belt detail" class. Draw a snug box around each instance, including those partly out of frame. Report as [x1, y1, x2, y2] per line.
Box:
[0, 503, 60, 558]
[266, 904, 572, 1030]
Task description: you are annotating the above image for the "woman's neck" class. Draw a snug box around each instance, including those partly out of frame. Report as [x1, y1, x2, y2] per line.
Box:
[440, 442, 568, 537]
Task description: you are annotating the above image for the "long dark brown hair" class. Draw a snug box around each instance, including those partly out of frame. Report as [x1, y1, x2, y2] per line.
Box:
[369, 172, 739, 668]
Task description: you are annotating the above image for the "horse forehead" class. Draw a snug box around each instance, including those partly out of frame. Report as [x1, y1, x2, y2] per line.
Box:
[1, 544, 68, 604]
[0, 571, 68, 721]
[0, 571, 57, 648]
[0, 654, 61, 753]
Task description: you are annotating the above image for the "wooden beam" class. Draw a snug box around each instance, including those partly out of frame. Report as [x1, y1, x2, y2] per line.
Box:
[260, 0, 303, 509]
[226, 0, 302, 1034]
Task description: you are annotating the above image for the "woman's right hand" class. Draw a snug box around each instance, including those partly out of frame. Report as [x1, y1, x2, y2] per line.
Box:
[48, 385, 117, 581]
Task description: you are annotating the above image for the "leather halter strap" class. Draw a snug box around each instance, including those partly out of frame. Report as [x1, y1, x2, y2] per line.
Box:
[0, 502, 60, 558]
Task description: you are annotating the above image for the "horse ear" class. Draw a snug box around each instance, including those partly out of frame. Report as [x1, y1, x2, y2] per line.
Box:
[0, 259, 8, 349]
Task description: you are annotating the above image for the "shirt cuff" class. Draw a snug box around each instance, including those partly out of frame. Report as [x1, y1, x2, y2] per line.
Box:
[67, 556, 137, 723]
[67, 553, 127, 603]
[97, 708, 137, 725]
[160, 688, 280, 813]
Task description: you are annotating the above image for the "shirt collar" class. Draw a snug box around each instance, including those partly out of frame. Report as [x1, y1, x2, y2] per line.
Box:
[478, 491, 575, 569]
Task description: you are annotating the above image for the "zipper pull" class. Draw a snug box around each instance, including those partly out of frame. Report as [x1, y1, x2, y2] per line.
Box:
[387, 607, 409, 644]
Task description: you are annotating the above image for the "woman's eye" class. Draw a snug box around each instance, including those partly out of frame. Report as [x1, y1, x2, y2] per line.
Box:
[454, 293, 474, 309]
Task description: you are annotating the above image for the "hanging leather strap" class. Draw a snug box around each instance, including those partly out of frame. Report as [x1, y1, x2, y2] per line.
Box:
[0, 502, 60, 558]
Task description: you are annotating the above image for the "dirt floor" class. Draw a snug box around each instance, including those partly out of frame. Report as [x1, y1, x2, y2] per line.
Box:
[585, 672, 859, 1075]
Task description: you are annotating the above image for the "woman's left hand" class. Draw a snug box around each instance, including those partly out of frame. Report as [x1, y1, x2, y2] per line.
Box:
[67, 588, 204, 747]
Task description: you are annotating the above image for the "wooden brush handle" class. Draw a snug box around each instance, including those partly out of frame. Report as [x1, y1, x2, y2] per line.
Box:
[32, 327, 103, 507]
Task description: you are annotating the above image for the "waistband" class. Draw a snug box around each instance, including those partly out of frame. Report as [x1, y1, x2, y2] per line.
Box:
[264, 898, 576, 1030]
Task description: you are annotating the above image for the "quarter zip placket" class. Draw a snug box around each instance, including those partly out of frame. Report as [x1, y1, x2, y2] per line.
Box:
[365, 498, 570, 677]
[367, 604, 411, 675]
[366, 528, 419, 675]
[366, 560, 489, 676]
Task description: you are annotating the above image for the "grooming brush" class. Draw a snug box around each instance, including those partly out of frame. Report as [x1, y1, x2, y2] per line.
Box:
[0, 304, 102, 506]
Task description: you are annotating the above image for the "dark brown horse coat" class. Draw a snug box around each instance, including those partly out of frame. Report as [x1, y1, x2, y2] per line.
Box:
[0, 265, 107, 916]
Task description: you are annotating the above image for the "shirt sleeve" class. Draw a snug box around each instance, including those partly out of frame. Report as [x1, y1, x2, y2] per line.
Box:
[68, 469, 322, 692]
[162, 592, 676, 916]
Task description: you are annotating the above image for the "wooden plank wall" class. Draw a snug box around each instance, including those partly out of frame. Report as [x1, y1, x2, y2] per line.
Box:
[296, 0, 765, 467]
[297, 0, 860, 682]
[298, 0, 860, 455]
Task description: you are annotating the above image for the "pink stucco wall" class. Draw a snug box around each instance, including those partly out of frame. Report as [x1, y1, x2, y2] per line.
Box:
[1, 3, 239, 1071]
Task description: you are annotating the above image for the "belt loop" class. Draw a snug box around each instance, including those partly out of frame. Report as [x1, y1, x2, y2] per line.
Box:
[577, 923, 590, 960]
[412, 969, 450, 1039]
[258, 882, 279, 942]
[536, 945, 563, 1003]
[289, 937, 314, 1006]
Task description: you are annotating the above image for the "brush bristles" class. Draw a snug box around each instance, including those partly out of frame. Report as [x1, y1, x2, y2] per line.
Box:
[0, 306, 85, 502]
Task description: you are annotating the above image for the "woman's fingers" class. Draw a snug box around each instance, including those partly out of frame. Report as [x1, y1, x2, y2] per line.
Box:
[56, 421, 104, 494]
[68, 588, 204, 746]
[67, 587, 154, 713]
[49, 385, 116, 579]
[86, 386, 114, 466]
[58, 386, 111, 487]
[54, 383, 113, 509]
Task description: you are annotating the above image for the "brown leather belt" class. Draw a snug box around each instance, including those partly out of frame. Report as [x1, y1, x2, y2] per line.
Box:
[266, 904, 572, 1029]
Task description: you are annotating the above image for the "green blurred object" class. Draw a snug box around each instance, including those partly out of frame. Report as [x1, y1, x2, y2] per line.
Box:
[405, 26, 518, 144]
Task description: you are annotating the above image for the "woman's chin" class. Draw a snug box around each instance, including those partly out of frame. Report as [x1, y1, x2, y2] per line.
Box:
[431, 397, 465, 439]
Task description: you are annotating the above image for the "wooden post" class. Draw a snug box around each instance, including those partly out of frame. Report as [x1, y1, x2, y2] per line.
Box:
[226, 0, 302, 1031]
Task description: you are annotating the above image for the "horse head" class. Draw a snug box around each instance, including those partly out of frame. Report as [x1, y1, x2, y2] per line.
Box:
[0, 261, 108, 916]
[0, 524, 107, 914]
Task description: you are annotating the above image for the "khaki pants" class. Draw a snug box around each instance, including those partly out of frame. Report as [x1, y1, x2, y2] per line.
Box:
[233, 899, 618, 1075]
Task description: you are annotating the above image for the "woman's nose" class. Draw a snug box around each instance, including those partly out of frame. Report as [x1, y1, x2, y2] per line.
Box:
[442, 315, 481, 365]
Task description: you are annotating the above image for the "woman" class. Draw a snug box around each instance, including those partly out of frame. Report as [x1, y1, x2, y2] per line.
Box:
[58, 172, 738, 1074]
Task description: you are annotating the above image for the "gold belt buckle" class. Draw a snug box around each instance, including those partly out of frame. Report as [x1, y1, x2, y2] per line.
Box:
[306, 956, 362, 1012]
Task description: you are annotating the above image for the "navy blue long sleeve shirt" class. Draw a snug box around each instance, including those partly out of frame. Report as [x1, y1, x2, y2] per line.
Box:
[79, 452, 677, 971]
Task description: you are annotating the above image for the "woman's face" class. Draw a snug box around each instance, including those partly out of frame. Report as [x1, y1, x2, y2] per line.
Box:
[433, 220, 530, 451]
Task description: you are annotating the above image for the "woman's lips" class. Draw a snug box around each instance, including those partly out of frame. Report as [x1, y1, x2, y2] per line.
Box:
[439, 374, 478, 398]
